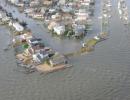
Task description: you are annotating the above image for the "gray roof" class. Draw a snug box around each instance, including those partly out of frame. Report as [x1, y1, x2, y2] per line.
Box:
[50, 53, 67, 65]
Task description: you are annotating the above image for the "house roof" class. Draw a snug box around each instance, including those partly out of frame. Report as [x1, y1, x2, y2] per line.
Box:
[62, 6, 73, 13]
[53, 25, 65, 35]
[31, 43, 44, 48]
[48, 21, 59, 30]
[13, 22, 24, 32]
[29, 38, 42, 43]
[50, 53, 66, 65]
[73, 24, 85, 36]
[41, 0, 53, 6]
[36, 51, 49, 62]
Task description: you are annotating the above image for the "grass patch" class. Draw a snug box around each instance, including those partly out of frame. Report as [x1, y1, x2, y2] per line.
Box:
[85, 38, 98, 47]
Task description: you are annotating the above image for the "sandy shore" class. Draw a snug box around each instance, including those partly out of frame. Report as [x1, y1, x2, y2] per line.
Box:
[36, 63, 72, 74]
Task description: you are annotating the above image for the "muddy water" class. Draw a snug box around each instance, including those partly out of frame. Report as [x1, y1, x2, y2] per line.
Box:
[0, 0, 130, 100]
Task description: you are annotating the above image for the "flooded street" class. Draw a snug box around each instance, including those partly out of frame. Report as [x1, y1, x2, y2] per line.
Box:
[0, 0, 130, 100]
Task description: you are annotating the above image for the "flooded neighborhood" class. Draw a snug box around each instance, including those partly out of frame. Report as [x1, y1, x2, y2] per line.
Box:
[0, 0, 130, 100]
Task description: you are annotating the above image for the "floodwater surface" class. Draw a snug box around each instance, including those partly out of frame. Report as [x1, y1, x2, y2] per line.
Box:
[0, 0, 130, 100]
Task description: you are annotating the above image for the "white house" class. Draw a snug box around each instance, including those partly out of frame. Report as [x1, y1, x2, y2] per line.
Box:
[24, 8, 34, 14]
[2, 16, 10, 22]
[53, 25, 65, 35]
[75, 15, 88, 21]
[32, 13, 44, 19]
[75, 9, 88, 17]
[48, 21, 59, 30]
[30, 0, 39, 7]
[13, 22, 24, 32]
[59, 0, 66, 5]
[8, 0, 19, 5]
[40, 7, 46, 14]
[16, 2, 24, 7]
[118, 9, 122, 15]
[0, 11, 6, 19]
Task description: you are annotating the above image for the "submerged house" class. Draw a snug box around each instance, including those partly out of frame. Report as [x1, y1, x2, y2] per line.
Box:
[24, 8, 34, 14]
[49, 53, 67, 67]
[33, 48, 54, 64]
[2, 16, 10, 22]
[14, 34, 26, 42]
[28, 38, 42, 45]
[51, 13, 62, 21]
[40, 7, 46, 15]
[53, 25, 65, 35]
[73, 24, 86, 37]
[75, 9, 89, 20]
[27, 38, 45, 54]
[59, 0, 65, 5]
[13, 33, 32, 44]
[48, 21, 59, 30]
[33, 50, 49, 64]
[62, 13, 73, 25]
[74, 9, 90, 25]
[30, 0, 40, 7]
[12, 22, 24, 32]
[29, 43, 45, 54]
[61, 6, 73, 13]
[0, 11, 11, 23]
[32, 13, 44, 19]
[16, 2, 24, 7]
[8, 0, 19, 5]
[41, 0, 53, 6]
[75, 14, 88, 22]
[0, 11, 7, 19]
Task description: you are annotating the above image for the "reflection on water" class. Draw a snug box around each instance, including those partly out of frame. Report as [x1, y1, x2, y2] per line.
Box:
[0, 0, 130, 100]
